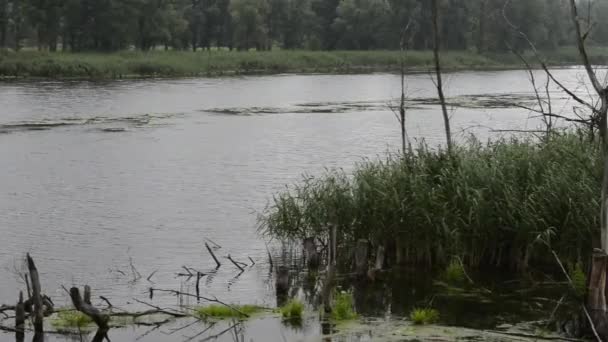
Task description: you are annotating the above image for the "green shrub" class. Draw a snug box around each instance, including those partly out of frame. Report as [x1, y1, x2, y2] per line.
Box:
[444, 258, 466, 284]
[280, 300, 304, 320]
[331, 292, 357, 321]
[410, 308, 440, 325]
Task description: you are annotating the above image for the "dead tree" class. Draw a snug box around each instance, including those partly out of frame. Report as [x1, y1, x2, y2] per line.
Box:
[26, 254, 43, 333]
[504, 0, 608, 338]
[565, 1, 608, 337]
[431, 0, 453, 152]
[69, 287, 109, 331]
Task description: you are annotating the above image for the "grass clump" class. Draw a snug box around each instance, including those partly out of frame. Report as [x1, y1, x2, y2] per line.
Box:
[259, 132, 600, 273]
[331, 292, 357, 321]
[51, 311, 94, 330]
[196, 304, 264, 319]
[410, 308, 440, 325]
[280, 300, 304, 320]
[569, 262, 587, 298]
[444, 258, 466, 284]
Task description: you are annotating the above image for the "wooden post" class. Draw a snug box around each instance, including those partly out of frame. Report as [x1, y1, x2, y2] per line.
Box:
[354, 239, 368, 277]
[84, 285, 92, 305]
[70, 287, 109, 330]
[15, 291, 25, 332]
[26, 253, 44, 332]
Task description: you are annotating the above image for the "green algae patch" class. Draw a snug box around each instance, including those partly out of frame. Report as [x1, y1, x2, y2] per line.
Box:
[196, 304, 266, 320]
[50, 310, 94, 331]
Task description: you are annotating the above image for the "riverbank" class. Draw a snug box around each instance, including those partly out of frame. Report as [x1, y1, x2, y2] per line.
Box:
[1, 47, 607, 79]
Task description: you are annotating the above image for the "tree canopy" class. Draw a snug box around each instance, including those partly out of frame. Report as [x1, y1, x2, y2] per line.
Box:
[0, 0, 605, 52]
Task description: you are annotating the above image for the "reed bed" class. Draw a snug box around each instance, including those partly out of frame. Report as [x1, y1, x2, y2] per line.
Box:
[259, 133, 601, 271]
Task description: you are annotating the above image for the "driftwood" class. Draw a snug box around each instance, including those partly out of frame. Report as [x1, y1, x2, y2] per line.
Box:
[69, 287, 109, 330]
[205, 243, 221, 268]
[26, 254, 43, 332]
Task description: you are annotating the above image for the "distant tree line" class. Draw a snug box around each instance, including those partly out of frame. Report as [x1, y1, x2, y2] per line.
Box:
[0, 0, 606, 52]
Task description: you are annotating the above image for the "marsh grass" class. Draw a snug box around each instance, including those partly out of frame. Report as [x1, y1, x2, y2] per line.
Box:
[410, 308, 440, 325]
[1, 47, 603, 79]
[259, 133, 601, 272]
[196, 304, 265, 320]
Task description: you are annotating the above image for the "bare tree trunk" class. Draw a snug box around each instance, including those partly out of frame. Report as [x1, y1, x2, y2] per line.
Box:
[431, 0, 453, 152]
[477, 0, 487, 53]
[567, 1, 608, 338]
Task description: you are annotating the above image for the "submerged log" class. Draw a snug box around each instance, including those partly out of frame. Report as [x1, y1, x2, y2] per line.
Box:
[303, 237, 320, 269]
[26, 254, 44, 332]
[70, 287, 109, 330]
[354, 239, 368, 277]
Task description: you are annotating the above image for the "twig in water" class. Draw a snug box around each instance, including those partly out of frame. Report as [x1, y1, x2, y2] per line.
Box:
[182, 266, 193, 277]
[226, 256, 245, 272]
[206, 243, 221, 268]
[146, 270, 158, 282]
[150, 288, 249, 317]
[205, 238, 222, 249]
[99, 296, 113, 308]
[248, 257, 255, 266]
[129, 256, 142, 282]
[200, 321, 241, 342]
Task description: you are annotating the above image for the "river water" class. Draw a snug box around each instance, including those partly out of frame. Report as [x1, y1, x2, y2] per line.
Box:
[0, 69, 595, 341]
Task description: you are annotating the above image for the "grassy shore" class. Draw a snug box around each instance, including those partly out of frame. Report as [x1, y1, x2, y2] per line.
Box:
[259, 132, 600, 272]
[1, 47, 607, 79]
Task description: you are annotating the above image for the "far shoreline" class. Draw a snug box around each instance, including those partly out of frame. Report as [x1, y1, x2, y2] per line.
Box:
[0, 48, 606, 80]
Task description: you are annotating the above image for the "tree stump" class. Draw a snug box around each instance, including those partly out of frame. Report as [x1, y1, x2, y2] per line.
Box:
[588, 252, 608, 339]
